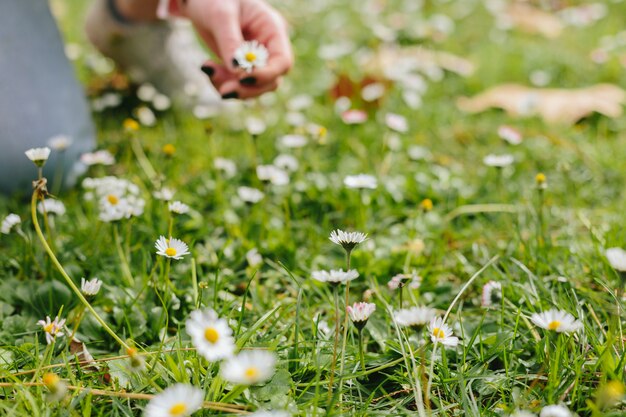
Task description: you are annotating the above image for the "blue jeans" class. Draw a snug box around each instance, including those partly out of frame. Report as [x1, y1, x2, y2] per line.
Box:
[0, 0, 95, 194]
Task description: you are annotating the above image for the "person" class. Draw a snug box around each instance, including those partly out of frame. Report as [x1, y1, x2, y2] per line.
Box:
[0, 0, 293, 194]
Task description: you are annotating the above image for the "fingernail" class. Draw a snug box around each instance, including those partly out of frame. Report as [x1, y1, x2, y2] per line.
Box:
[232, 58, 239, 68]
[200, 65, 215, 77]
[221, 92, 239, 100]
[240, 77, 256, 86]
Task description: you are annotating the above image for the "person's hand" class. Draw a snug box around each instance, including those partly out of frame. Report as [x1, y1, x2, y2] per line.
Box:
[178, 0, 293, 99]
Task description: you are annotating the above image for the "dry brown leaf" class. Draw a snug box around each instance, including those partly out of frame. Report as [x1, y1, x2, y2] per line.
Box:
[456, 83, 626, 125]
[363, 46, 475, 78]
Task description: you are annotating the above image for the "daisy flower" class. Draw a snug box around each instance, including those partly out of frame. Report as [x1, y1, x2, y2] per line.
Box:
[530, 309, 582, 333]
[344, 174, 378, 190]
[42, 373, 68, 402]
[154, 187, 176, 201]
[233, 40, 269, 73]
[246, 248, 263, 267]
[80, 150, 115, 166]
[311, 269, 359, 285]
[38, 316, 66, 345]
[279, 134, 308, 149]
[237, 186, 265, 204]
[539, 404, 572, 417]
[329, 229, 368, 251]
[185, 308, 235, 361]
[37, 199, 66, 216]
[428, 317, 459, 347]
[481, 281, 502, 308]
[536, 173, 548, 190]
[245, 117, 267, 136]
[273, 154, 299, 172]
[347, 302, 376, 330]
[483, 154, 514, 168]
[385, 113, 408, 133]
[606, 247, 626, 272]
[1, 213, 21, 235]
[256, 165, 290, 186]
[497, 125, 522, 145]
[47, 135, 73, 151]
[81, 277, 102, 296]
[341, 109, 367, 125]
[393, 306, 436, 329]
[155, 236, 190, 260]
[143, 383, 204, 417]
[25, 147, 51, 167]
[168, 201, 190, 215]
[214, 158, 237, 178]
[221, 350, 276, 385]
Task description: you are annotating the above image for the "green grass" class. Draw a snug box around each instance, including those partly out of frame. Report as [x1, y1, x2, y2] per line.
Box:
[1, 0, 626, 416]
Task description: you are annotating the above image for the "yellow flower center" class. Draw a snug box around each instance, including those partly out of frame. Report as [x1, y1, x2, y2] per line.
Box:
[548, 321, 561, 330]
[44, 323, 55, 333]
[535, 173, 547, 184]
[165, 247, 177, 257]
[245, 52, 257, 62]
[204, 327, 220, 344]
[245, 367, 259, 380]
[432, 327, 445, 339]
[123, 118, 139, 132]
[107, 194, 119, 205]
[42, 373, 60, 387]
[420, 199, 433, 212]
[163, 144, 176, 156]
[169, 403, 187, 416]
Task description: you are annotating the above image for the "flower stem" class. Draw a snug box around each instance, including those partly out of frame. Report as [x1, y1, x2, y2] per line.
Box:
[113, 224, 135, 286]
[358, 329, 366, 374]
[328, 286, 340, 400]
[31, 191, 130, 351]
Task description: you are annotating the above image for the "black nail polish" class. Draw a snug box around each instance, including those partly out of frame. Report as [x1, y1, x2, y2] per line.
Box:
[201, 65, 215, 77]
[221, 92, 239, 100]
[232, 58, 240, 68]
[240, 77, 256, 86]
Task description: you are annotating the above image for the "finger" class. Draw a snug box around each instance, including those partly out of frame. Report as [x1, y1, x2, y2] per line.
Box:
[207, 5, 245, 70]
[219, 80, 280, 100]
[200, 60, 236, 87]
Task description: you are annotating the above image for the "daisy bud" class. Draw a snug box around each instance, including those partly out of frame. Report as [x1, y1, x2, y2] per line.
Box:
[162, 143, 176, 157]
[126, 347, 146, 372]
[25, 147, 51, 167]
[43, 373, 68, 402]
[420, 198, 433, 212]
[347, 302, 376, 331]
[123, 118, 140, 132]
[596, 380, 625, 410]
[535, 173, 547, 189]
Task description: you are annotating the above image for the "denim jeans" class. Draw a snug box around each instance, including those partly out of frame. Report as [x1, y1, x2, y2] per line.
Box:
[0, 0, 95, 194]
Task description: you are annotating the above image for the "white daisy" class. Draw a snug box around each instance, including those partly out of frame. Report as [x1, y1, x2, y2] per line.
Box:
[1, 214, 21, 234]
[168, 201, 190, 215]
[38, 199, 66, 216]
[25, 147, 51, 166]
[393, 306, 436, 328]
[246, 248, 263, 267]
[279, 134, 308, 149]
[428, 317, 459, 347]
[347, 302, 376, 329]
[185, 308, 235, 361]
[361, 83, 386, 102]
[245, 117, 267, 136]
[42, 373, 68, 402]
[155, 236, 190, 260]
[539, 404, 572, 417]
[256, 165, 290, 186]
[483, 154, 514, 168]
[530, 309, 582, 333]
[237, 187, 265, 204]
[329, 229, 368, 251]
[81, 277, 102, 296]
[341, 109, 367, 125]
[606, 247, 626, 272]
[154, 187, 176, 201]
[385, 113, 408, 133]
[481, 281, 502, 308]
[214, 158, 237, 178]
[80, 150, 115, 166]
[311, 269, 359, 285]
[273, 154, 299, 172]
[344, 174, 378, 189]
[47, 135, 73, 151]
[143, 383, 204, 417]
[220, 350, 276, 385]
[137, 106, 157, 127]
[233, 40, 269, 73]
[497, 125, 522, 145]
[37, 316, 66, 345]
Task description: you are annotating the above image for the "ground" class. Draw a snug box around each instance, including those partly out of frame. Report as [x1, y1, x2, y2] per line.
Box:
[1, 0, 626, 416]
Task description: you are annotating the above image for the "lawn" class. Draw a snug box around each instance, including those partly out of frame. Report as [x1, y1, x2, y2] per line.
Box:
[1, 0, 626, 416]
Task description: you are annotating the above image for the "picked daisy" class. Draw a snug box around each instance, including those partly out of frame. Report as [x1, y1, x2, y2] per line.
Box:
[25, 147, 51, 167]
[155, 236, 190, 260]
[143, 383, 204, 417]
[1, 213, 21, 235]
[329, 229, 367, 252]
[81, 277, 102, 297]
[393, 306, 436, 329]
[428, 317, 459, 347]
[312, 269, 359, 285]
[606, 247, 626, 273]
[530, 309, 582, 333]
[347, 302, 376, 330]
[233, 40, 269, 73]
[38, 316, 66, 345]
[221, 350, 276, 385]
[185, 308, 235, 361]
